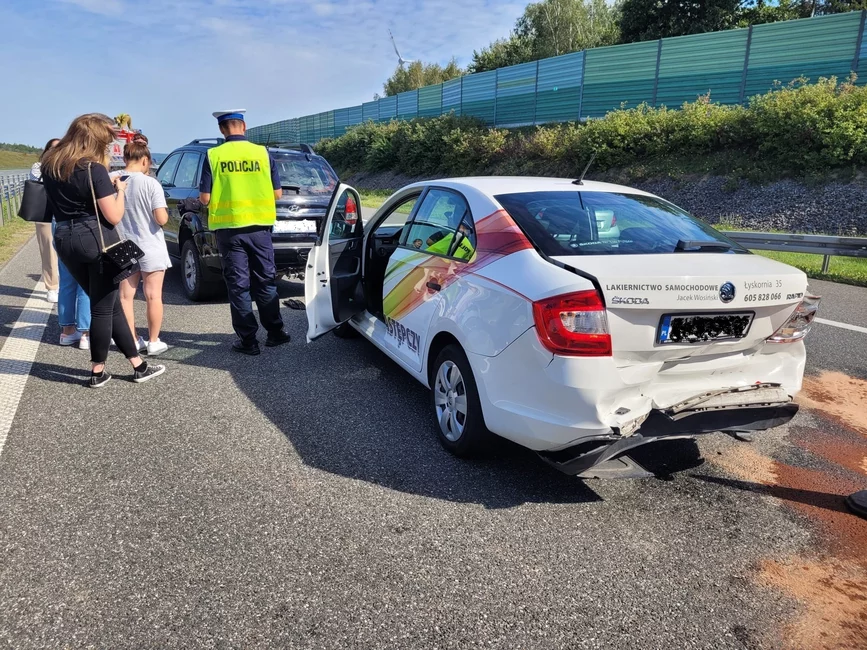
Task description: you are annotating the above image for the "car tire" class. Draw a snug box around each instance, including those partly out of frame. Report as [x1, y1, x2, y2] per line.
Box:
[333, 322, 360, 338]
[182, 239, 221, 302]
[430, 344, 489, 457]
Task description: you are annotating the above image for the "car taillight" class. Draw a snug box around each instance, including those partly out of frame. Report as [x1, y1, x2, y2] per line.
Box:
[610, 215, 617, 226]
[345, 195, 358, 225]
[533, 290, 612, 356]
[767, 295, 821, 343]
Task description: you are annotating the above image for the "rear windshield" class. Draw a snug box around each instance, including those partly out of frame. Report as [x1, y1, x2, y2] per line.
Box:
[271, 153, 338, 196]
[495, 191, 745, 256]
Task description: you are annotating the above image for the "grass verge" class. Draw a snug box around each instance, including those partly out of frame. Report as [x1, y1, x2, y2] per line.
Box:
[0, 150, 37, 170]
[753, 250, 867, 288]
[0, 215, 35, 269]
[359, 189, 394, 209]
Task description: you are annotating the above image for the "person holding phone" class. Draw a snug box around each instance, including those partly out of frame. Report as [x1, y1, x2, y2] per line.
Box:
[113, 142, 171, 355]
[42, 113, 165, 387]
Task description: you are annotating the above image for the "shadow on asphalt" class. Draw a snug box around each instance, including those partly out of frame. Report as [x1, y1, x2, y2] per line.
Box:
[156, 270, 303, 307]
[29, 266, 708, 508]
[694, 474, 851, 515]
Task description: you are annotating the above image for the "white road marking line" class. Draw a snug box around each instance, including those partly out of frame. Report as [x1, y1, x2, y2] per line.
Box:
[0, 282, 51, 460]
[814, 317, 867, 335]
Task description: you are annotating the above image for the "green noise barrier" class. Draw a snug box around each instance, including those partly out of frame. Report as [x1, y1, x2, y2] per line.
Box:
[247, 12, 867, 146]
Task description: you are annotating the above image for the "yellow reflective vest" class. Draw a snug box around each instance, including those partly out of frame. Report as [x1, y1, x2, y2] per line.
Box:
[206, 140, 275, 230]
[426, 231, 475, 260]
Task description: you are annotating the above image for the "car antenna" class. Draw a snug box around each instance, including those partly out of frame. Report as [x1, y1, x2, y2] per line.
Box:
[572, 151, 597, 186]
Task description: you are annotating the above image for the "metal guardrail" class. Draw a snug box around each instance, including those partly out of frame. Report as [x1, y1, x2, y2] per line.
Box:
[0, 171, 27, 226]
[728, 231, 867, 273]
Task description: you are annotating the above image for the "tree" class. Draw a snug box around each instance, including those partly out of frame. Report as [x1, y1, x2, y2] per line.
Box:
[469, 0, 621, 73]
[469, 36, 535, 73]
[619, 0, 742, 43]
[381, 59, 463, 97]
[519, 0, 621, 58]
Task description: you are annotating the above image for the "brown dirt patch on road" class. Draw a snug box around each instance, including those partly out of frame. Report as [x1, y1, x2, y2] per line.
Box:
[799, 372, 867, 438]
[708, 373, 867, 649]
[759, 558, 867, 650]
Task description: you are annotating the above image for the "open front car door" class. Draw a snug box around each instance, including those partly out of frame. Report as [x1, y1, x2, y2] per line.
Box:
[304, 184, 366, 341]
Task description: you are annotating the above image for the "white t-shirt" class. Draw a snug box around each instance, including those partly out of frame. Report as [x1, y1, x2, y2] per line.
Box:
[113, 171, 171, 272]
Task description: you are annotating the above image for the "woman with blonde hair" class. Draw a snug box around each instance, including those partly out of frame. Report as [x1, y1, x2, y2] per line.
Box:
[114, 142, 170, 355]
[42, 113, 165, 388]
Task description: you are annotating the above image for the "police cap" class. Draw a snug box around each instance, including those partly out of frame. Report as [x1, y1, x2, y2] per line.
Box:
[212, 109, 246, 124]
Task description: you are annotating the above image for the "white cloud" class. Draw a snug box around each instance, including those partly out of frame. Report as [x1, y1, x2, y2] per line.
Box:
[59, 0, 124, 16]
[311, 2, 335, 16]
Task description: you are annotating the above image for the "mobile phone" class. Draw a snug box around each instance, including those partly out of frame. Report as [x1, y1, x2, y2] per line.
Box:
[119, 175, 130, 182]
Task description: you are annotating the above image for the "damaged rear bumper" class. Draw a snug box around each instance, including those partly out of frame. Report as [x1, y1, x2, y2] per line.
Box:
[538, 384, 798, 477]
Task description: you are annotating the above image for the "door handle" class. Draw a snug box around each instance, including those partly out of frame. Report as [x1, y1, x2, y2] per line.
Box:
[426, 281, 441, 292]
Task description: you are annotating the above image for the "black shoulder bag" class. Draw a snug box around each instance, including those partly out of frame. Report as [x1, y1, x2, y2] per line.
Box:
[87, 162, 146, 284]
[18, 178, 53, 223]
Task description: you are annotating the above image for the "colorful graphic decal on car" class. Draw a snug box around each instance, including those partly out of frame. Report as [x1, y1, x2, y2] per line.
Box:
[382, 210, 532, 320]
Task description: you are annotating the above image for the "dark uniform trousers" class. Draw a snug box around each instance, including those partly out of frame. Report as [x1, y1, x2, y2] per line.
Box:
[215, 225, 284, 344]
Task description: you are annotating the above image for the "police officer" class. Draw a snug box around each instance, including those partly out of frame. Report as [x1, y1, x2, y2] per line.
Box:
[199, 110, 290, 355]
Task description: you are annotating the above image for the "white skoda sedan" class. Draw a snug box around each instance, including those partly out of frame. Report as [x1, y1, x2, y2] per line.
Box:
[304, 178, 819, 477]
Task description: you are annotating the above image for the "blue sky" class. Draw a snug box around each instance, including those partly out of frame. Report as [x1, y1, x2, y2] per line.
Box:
[0, 0, 523, 153]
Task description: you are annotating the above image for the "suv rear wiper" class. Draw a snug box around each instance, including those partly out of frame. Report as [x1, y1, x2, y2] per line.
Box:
[675, 239, 732, 252]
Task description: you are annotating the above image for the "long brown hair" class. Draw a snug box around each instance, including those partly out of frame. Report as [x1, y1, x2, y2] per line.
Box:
[42, 113, 116, 181]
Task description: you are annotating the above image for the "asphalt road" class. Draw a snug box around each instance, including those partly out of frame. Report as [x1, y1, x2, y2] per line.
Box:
[0, 238, 865, 649]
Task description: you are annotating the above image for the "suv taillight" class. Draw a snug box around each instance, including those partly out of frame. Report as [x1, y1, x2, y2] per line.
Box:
[345, 194, 358, 226]
[767, 295, 821, 343]
[533, 290, 612, 356]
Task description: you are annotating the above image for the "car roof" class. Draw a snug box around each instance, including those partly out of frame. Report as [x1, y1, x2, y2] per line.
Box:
[402, 176, 657, 198]
[172, 141, 326, 160]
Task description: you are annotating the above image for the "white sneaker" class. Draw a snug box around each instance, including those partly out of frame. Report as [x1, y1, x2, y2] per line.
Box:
[136, 336, 148, 352]
[59, 331, 82, 346]
[46, 290, 58, 303]
[147, 339, 168, 356]
[79, 333, 90, 350]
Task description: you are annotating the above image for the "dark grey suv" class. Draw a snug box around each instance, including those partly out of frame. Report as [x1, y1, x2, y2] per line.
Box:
[155, 139, 339, 301]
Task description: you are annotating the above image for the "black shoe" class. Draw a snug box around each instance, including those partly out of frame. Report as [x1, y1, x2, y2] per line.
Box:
[265, 330, 291, 347]
[88, 370, 112, 389]
[232, 340, 261, 356]
[133, 361, 166, 383]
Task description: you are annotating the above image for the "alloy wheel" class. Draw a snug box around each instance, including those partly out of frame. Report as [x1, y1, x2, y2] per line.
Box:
[184, 248, 197, 292]
[434, 360, 468, 442]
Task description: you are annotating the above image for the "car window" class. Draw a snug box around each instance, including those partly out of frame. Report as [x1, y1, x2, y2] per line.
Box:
[173, 152, 201, 189]
[156, 153, 182, 187]
[377, 194, 420, 231]
[495, 191, 746, 256]
[271, 152, 338, 196]
[329, 188, 362, 240]
[404, 189, 476, 261]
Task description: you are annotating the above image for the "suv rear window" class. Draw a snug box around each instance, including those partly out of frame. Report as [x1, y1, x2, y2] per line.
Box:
[271, 152, 337, 196]
[495, 191, 745, 256]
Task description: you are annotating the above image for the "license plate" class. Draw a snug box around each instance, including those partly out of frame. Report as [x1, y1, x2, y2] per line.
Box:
[273, 219, 316, 234]
[658, 312, 754, 345]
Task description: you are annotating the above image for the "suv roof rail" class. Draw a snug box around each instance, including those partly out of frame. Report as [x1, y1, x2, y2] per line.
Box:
[188, 138, 225, 145]
[272, 143, 316, 154]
